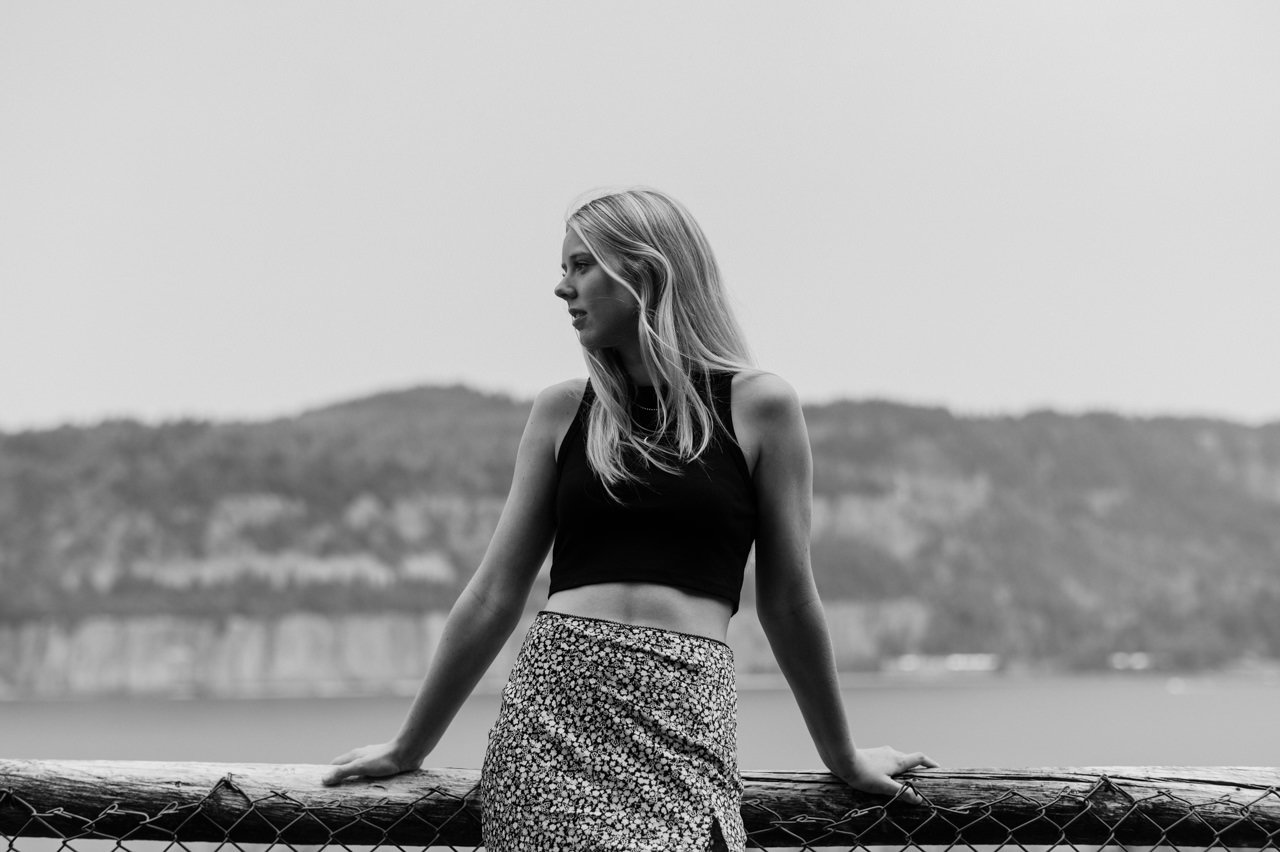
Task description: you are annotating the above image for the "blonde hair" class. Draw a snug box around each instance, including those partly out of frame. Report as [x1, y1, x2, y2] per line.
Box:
[566, 187, 754, 492]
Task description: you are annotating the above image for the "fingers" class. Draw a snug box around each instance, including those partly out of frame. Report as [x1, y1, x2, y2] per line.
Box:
[844, 747, 937, 806]
[321, 745, 413, 787]
[321, 762, 358, 787]
[855, 772, 925, 806]
[323, 747, 374, 787]
[890, 751, 937, 807]
[889, 780, 926, 807]
[897, 751, 939, 771]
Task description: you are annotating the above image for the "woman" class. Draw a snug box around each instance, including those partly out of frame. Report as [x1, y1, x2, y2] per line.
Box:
[322, 188, 936, 851]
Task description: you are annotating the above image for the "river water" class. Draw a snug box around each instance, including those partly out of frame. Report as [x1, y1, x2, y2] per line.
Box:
[3, 673, 1277, 769]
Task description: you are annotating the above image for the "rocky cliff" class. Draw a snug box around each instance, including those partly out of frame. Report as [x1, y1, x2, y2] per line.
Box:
[2, 386, 1278, 696]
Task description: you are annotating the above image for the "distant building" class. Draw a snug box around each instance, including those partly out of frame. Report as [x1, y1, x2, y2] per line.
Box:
[882, 653, 1000, 675]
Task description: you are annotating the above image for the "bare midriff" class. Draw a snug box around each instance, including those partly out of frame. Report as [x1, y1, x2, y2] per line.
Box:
[544, 581, 733, 643]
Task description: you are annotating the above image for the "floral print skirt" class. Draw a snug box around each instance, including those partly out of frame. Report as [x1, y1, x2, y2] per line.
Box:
[480, 610, 744, 851]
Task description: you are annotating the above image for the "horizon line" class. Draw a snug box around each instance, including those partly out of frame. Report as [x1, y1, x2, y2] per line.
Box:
[3, 378, 1277, 433]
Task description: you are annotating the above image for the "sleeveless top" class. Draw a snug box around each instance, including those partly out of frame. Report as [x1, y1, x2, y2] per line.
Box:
[548, 372, 757, 613]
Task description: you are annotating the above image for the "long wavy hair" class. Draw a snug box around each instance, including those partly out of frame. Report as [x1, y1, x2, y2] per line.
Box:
[566, 187, 755, 492]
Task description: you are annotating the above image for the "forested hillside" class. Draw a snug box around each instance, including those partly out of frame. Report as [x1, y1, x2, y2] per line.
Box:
[2, 385, 1279, 696]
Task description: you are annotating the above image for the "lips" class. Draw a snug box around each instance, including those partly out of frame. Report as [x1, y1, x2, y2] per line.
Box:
[568, 309, 587, 329]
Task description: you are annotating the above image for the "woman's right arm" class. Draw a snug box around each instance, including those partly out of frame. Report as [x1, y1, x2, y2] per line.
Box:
[321, 380, 581, 786]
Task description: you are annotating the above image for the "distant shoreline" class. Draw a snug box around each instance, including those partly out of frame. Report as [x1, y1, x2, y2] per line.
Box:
[3, 666, 1277, 703]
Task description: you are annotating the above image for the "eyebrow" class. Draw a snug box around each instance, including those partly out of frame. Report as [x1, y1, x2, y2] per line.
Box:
[560, 252, 594, 270]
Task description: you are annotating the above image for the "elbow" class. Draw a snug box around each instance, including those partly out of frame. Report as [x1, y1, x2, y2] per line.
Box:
[755, 593, 789, 634]
[478, 586, 527, 629]
[756, 581, 822, 630]
[755, 601, 787, 641]
[463, 569, 529, 629]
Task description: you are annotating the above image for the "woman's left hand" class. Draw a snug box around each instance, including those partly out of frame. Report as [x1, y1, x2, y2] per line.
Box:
[830, 746, 939, 806]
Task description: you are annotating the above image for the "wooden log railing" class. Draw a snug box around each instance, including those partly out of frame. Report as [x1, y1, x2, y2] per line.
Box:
[1, 760, 1278, 849]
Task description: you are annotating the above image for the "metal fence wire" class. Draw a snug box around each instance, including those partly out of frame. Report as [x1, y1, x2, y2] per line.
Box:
[2, 761, 1278, 851]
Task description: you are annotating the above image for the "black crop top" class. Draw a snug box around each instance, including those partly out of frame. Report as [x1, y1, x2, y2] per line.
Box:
[548, 372, 757, 613]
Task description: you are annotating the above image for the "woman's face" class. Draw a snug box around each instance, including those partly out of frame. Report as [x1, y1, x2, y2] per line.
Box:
[555, 228, 640, 353]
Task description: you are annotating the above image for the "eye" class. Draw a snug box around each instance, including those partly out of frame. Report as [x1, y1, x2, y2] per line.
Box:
[574, 259, 592, 273]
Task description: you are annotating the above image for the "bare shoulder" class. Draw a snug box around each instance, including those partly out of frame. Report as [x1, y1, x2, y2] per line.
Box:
[534, 377, 588, 413]
[530, 377, 588, 457]
[731, 370, 802, 424]
[730, 371, 806, 473]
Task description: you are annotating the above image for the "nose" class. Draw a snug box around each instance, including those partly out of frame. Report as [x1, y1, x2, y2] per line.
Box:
[554, 276, 575, 302]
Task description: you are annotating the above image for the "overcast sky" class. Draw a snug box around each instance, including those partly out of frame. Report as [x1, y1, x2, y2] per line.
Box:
[3, 1, 1278, 430]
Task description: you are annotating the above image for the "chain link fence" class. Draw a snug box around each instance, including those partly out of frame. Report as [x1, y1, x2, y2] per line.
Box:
[2, 761, 1277, 850]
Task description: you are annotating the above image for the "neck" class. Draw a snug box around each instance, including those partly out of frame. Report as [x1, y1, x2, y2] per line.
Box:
[613, 343, 654, 388]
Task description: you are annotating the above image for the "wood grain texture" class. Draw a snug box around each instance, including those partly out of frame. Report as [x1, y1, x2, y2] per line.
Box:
[2, 761, 1277, 848]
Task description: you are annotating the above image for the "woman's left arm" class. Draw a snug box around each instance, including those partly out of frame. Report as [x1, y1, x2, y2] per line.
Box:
[739, 373, 937, 802]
